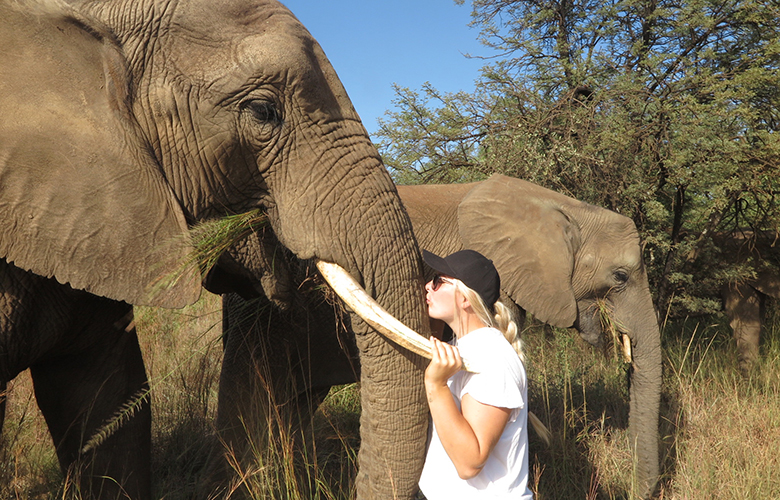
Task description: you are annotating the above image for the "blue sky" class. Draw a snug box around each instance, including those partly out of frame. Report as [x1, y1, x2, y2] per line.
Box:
[281, 1, 488, 137]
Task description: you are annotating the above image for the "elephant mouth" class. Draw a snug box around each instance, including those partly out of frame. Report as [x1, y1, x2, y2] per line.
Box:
[315, 260, 477, 372]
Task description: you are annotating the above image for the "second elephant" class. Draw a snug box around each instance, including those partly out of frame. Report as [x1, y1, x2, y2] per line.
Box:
[722, 273, 780, 370]
[398, 175, 661, 497]
[218, 174, 662, 498]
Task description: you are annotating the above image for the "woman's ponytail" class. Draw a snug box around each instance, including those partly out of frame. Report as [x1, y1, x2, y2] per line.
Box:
[493, 301, 524, 363]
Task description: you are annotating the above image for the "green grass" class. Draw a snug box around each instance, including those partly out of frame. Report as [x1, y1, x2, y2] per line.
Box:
[2, 295, 780, 499]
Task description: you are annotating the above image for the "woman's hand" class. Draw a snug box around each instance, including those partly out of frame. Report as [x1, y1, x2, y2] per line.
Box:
[425, 337, 463, 388]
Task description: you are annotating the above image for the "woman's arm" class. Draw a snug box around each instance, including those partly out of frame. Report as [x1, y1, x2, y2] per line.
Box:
[425, 337, 512, 479]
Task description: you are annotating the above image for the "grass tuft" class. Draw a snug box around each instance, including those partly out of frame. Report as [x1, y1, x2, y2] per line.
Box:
[80, 388, 151, 455]
[186, 210, 269, 276]
[152, 210, 269, 296]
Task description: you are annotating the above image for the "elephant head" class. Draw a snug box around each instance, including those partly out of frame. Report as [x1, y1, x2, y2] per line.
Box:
[0, 1, 430, 498]
[398, 174, 662, 498]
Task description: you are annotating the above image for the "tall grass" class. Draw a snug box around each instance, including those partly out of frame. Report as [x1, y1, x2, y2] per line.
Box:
[136, 291, 224, 499]
[0, 371, 61, 499]
[520, 307, 780, 500]
[215, 380, 360, 500]
[662, 316, 780, 499]
[521, 321, 635, 499]
[2, 297, 780, 499]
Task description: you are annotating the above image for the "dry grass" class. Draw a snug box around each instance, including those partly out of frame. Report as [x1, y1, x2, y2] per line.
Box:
[520, 308, 780, 500]
[136, 291, 224, 499]
[521, 322, 635, 499]
[215, 381, 360, 500]
[2, 295, 780, 499]
[660, 317, 780, 499]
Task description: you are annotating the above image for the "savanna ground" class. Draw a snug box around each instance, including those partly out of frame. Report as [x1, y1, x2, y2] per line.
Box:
[1, 291, 779, 499]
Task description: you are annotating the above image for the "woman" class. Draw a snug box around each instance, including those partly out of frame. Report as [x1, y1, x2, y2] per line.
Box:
[418, 249, 533, 500]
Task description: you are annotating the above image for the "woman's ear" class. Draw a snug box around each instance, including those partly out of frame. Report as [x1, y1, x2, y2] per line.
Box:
[458, 293, 473, 312]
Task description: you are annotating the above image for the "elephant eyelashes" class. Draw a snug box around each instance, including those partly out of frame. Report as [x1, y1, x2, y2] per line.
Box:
[244, 100, 282, 124]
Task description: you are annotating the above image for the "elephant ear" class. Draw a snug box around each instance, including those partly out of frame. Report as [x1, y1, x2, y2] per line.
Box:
[0, 6, 200, 308]
[458, 175, 579, 327]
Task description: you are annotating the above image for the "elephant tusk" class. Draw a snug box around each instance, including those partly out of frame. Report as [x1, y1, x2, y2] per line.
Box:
[621, 333, 633, 363]
[315, 260, 477, 373]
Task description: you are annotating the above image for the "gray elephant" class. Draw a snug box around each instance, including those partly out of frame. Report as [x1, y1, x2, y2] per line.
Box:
[398, 175, 661, 497]
[220, 174, 663, 497]
[0, 1, 430, 499]
[723, 272, 780, 369]
[716, 230, 780, 371]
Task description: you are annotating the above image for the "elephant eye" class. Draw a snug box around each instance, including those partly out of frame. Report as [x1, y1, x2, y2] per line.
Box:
[244, 99, 282, 124]
[613, 270, 629, 284]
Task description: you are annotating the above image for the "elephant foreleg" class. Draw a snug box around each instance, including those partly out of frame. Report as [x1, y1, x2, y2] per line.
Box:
[207, 292, 352, 498]
[30, 301, 151, 500]
[723, 283, 762, 371]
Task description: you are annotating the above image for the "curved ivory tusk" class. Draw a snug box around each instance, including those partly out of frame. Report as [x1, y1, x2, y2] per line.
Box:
[315, 260, 476, 373]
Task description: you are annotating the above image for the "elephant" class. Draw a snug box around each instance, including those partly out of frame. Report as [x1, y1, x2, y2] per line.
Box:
[219, 174, 663, 498]
[722, 271, 780, 370]
[397, 175, 662, 497]
[0, 1, 432, 499]
[716, 230, 780, 371]
[398, 174, 661, 496]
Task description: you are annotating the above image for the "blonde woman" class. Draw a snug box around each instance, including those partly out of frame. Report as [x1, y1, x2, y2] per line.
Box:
[418, 249, 533, 500]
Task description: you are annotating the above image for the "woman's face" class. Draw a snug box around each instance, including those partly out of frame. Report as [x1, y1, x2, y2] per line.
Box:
[425, 274, 458, 324]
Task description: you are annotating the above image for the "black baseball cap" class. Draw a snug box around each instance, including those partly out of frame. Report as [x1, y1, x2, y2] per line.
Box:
[423, 249, 500, 309]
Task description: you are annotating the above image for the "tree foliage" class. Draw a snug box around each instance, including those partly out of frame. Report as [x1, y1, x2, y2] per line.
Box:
[376, 0, 780, 317]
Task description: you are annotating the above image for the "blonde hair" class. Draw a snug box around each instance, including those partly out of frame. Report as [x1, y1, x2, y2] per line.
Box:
[452, 280, 525, 363]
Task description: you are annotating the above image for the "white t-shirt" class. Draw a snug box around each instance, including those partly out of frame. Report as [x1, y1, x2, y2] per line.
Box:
[418, 327, 533, 500]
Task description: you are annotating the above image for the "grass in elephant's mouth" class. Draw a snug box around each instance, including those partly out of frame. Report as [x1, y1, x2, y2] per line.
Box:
[3, 296, 780, 499]
[186, 210, 269, 272]
[155, 210, 270, 293]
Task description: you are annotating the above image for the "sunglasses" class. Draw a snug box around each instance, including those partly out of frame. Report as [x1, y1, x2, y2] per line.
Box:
[431, 274, 454, 291]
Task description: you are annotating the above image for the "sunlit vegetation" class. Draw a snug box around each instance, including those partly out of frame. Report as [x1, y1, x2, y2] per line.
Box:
[377, 0, 780, 322]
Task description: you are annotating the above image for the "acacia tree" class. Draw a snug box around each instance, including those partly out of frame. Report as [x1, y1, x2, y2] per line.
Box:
[376, 0, 780, 316]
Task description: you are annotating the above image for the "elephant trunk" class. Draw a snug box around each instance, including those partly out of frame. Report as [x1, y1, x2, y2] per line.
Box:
[616, 284, 662, 498]
[333, 190, 430, 500]
[344, 196, 430, 500]
[267, 121, 431, 499]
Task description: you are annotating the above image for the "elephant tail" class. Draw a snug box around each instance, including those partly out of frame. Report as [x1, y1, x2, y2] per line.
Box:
[529, 411, 551, 447]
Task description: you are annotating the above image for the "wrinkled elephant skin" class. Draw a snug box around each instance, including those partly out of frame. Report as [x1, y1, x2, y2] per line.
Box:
[0, 1, 430, 499]
[397, 175, 662, 498]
